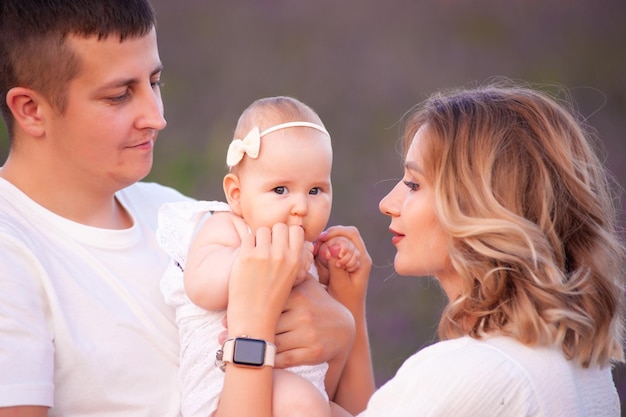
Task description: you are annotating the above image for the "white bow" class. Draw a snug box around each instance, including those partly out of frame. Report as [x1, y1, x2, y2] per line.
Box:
[226, 127, 261, 167]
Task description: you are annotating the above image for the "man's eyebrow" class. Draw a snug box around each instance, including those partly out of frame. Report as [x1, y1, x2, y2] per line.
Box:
[102, 65, 163, 89]
[152, 64, 164, 76]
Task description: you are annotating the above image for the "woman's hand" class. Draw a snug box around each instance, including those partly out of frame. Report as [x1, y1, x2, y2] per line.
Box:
[227, 222, 305, 339]
[215, 222, 306, 417]
[294, 241, 315, 287]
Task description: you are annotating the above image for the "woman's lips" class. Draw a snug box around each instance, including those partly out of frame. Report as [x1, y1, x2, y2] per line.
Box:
[389, 228, 404, 245]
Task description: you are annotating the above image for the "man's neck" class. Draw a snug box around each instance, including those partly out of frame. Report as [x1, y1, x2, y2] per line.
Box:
[0, 161, 133, 229]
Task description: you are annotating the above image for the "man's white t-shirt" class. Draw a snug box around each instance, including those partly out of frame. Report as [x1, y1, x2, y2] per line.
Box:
[0, 178, 190, 416]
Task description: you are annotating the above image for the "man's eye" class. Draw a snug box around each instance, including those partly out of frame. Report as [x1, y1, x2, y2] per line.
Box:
[403, 180, 419, 191]
[273, 186, 287, 195]
[109, 91, 130, 103]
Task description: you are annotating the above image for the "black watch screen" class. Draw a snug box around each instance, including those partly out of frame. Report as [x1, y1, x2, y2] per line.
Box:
[233, 337, 266, 367]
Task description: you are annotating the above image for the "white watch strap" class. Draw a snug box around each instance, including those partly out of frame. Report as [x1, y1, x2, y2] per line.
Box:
[219, 336, 276, 368]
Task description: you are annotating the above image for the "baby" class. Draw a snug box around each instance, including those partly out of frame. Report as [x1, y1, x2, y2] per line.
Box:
[157, 96, 363, 417]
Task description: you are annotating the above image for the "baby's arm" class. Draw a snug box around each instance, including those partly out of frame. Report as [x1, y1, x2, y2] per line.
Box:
[183, 211, 245, 311]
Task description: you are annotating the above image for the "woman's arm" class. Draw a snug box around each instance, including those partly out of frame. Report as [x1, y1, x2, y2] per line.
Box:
[216, 272, 362, 408]
[316, 226, 376, 414]
[331, 275, 374, 415]
[214, 223, 305, 417]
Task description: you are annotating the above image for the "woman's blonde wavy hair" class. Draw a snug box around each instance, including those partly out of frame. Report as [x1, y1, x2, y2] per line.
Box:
[402, 81, 625, 367]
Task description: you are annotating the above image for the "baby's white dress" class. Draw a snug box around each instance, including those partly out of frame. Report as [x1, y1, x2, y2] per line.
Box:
[156, 200, 329, 417]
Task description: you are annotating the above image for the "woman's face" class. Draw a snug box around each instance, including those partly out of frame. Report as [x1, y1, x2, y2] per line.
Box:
[379, 126, 461, 298]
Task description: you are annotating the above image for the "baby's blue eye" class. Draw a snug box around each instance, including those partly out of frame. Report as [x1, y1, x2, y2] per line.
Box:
[273, 186, 287, 195]
[309, 187, 321, 195]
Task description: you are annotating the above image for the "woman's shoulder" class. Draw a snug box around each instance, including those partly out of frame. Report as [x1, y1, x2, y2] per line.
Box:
[382, 336, 615, 417]
[417, 335, 552, 361]
[407, 336, 571, 390]
[366, 336, 541, 416]
[405, 336, 538, 380]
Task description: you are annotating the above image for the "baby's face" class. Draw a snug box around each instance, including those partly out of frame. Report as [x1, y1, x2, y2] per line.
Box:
[236, 127, 333, 242]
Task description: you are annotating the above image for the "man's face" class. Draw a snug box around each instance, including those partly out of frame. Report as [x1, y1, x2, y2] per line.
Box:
[44, 27, 166, 193]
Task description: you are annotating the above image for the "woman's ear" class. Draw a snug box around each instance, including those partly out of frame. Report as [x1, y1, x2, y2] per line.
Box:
[6, 87, 47, 137]
[223, 173, 243, 216]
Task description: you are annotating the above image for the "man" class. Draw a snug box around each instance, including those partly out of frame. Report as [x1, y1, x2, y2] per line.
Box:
[0, 1, 356, 415]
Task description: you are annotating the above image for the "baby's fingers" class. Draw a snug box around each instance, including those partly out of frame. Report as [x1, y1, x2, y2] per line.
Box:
[335, 247, 361, 272]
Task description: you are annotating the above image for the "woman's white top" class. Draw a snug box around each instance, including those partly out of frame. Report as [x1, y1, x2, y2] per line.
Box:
[358, 335, 619, 417]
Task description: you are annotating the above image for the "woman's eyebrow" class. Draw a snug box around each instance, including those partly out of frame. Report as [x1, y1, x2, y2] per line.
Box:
[404, 160, 423, 174]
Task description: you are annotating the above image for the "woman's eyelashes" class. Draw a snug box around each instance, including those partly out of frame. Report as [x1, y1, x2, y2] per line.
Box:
[403, 180, 420, 191]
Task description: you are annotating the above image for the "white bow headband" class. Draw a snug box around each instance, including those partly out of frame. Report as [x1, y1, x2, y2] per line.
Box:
[226, 121, 330, 167]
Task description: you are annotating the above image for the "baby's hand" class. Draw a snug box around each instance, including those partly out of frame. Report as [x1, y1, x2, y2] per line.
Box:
[294, 241, 314, 287]
[314, 226, 371, 316]
[315, 236, 360, 273]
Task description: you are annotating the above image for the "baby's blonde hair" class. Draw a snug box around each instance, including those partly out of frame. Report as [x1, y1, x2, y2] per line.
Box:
[229, 96, 325, 173]
[402, 81, 624, 367]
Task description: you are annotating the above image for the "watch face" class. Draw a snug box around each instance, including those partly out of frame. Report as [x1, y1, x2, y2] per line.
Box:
[233, 338, 266, 367]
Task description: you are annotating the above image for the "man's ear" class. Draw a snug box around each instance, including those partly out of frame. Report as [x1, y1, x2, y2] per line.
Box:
[223, 173, 243, 216]
[6, 87, 47, 137]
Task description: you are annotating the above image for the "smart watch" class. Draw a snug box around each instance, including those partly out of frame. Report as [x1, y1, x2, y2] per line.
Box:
[216, 336, 276, 371]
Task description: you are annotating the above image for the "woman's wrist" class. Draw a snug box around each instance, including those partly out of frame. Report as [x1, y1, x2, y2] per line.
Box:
[226, 308, 279, 343]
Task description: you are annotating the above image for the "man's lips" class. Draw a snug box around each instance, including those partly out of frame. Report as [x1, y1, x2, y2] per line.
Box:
[127, 139, 154, 150]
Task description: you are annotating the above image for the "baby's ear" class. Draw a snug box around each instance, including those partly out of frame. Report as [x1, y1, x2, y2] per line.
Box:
[223, 173, 243, 215]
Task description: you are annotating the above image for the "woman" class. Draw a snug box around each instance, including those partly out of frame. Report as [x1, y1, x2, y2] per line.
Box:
[214, 82, 625, 417]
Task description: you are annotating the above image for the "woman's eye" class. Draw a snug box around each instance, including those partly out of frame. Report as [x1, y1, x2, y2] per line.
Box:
[273, 186, 287, 195]
[309, 187, 321, 195]
[403, 180, 419, 191]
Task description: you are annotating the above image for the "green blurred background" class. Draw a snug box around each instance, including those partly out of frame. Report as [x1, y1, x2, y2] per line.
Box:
[1, 0, 625, 411]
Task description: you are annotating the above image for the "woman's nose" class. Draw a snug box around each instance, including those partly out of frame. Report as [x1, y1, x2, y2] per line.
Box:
[379, 182, 400, 216]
